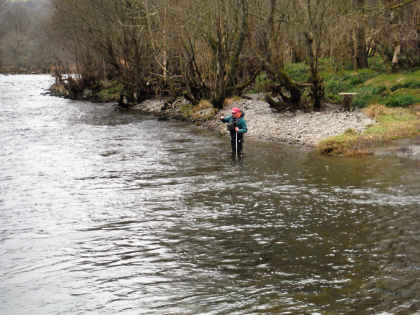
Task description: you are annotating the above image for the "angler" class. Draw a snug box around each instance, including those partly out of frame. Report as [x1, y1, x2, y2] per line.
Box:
[220, 107, 248, 160]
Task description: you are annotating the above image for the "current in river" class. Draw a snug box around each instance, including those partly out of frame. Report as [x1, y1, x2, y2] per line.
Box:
[0, 75, 419, 314]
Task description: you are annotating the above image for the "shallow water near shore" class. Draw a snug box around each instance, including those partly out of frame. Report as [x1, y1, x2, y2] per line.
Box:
[1, 75, 419, 314]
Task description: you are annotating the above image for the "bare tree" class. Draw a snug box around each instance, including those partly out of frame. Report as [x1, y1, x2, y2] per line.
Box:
[46, 0, 420, 106]
[297, 0, 335, 110]
[173, 0, 258, 108]
[352, 0, 369, 69]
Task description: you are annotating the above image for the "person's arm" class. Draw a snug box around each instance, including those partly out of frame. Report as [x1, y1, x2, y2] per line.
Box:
[220, 115, 232, 123]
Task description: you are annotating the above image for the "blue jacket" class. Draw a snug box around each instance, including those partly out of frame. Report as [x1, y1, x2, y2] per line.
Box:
[221, 113, 248, 134]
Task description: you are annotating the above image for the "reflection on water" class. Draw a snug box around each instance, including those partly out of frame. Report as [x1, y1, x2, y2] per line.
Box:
[0, 75, 419, 314]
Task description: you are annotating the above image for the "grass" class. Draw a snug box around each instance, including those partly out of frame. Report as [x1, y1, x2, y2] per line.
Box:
[318, 64, 420, 156]
[355, 69, 420, 108]
[253, 58, 420, 110]
[282, 58, 420, 109]
[318, 104, 420, 156]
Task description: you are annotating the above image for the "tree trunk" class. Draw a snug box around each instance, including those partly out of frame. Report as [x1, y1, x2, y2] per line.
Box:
[352, 0, 368, 69]
[304, 32, 324, 111]
[353, 23, 369, 69]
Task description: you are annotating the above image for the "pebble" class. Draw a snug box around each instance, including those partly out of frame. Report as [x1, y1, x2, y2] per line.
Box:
[134, 96, 376, 147]
[216, 98, 376, 146]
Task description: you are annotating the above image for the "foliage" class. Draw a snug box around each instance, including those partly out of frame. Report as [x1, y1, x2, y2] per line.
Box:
[253, 72, 270, 93]
[284, 63, 310, 83]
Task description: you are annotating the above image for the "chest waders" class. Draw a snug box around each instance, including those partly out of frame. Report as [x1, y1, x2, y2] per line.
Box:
[224, 115, 245, 160]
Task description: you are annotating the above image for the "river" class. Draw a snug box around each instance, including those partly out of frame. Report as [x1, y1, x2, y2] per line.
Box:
[0, 75, 419, 314]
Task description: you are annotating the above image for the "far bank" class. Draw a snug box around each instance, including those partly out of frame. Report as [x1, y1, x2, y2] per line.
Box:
[131, 95, 420, 159]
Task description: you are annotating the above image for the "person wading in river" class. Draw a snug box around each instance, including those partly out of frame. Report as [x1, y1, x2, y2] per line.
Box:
[220, 107, 248, 160]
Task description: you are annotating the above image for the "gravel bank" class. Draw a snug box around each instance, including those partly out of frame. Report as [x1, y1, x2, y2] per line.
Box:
[134, 95, 376, 147]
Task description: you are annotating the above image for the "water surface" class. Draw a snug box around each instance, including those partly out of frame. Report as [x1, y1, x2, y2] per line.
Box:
[0, 75, 419, 314]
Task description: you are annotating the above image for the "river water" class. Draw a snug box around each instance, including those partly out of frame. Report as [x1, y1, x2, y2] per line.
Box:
[0, 75, 419, 315]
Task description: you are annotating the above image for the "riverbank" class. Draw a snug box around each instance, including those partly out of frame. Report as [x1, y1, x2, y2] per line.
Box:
[48, 76, 419, 158]
[133, 95, 420, 159]
[133, 95, 375, 145]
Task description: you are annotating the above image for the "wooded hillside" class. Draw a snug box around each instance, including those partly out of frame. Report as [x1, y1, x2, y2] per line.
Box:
[2, 0, 419, 109]
[0, 0, 53, 73]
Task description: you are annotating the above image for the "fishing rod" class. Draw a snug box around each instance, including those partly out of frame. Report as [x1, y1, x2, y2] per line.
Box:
[236, 130, 238, 160]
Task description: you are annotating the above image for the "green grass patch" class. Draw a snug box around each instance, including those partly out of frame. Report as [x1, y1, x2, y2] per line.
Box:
[345, 70, 420, 108]
[364, 69, 420, 88]
[384, 94, 420, 107]
[320, 63, 420, 107]
[323, 68, 380, 103]
[255, 58, 419, 110]
[318, 129, 360, 156]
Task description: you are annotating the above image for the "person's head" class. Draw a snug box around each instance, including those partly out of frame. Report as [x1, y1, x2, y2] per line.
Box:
[231, 107, 242, 118]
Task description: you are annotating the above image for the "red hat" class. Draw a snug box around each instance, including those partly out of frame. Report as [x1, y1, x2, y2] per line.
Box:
[231, 107, 241, 114]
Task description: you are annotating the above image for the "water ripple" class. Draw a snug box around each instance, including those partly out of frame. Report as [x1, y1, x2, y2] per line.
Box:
[0, 75, 419, 314]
